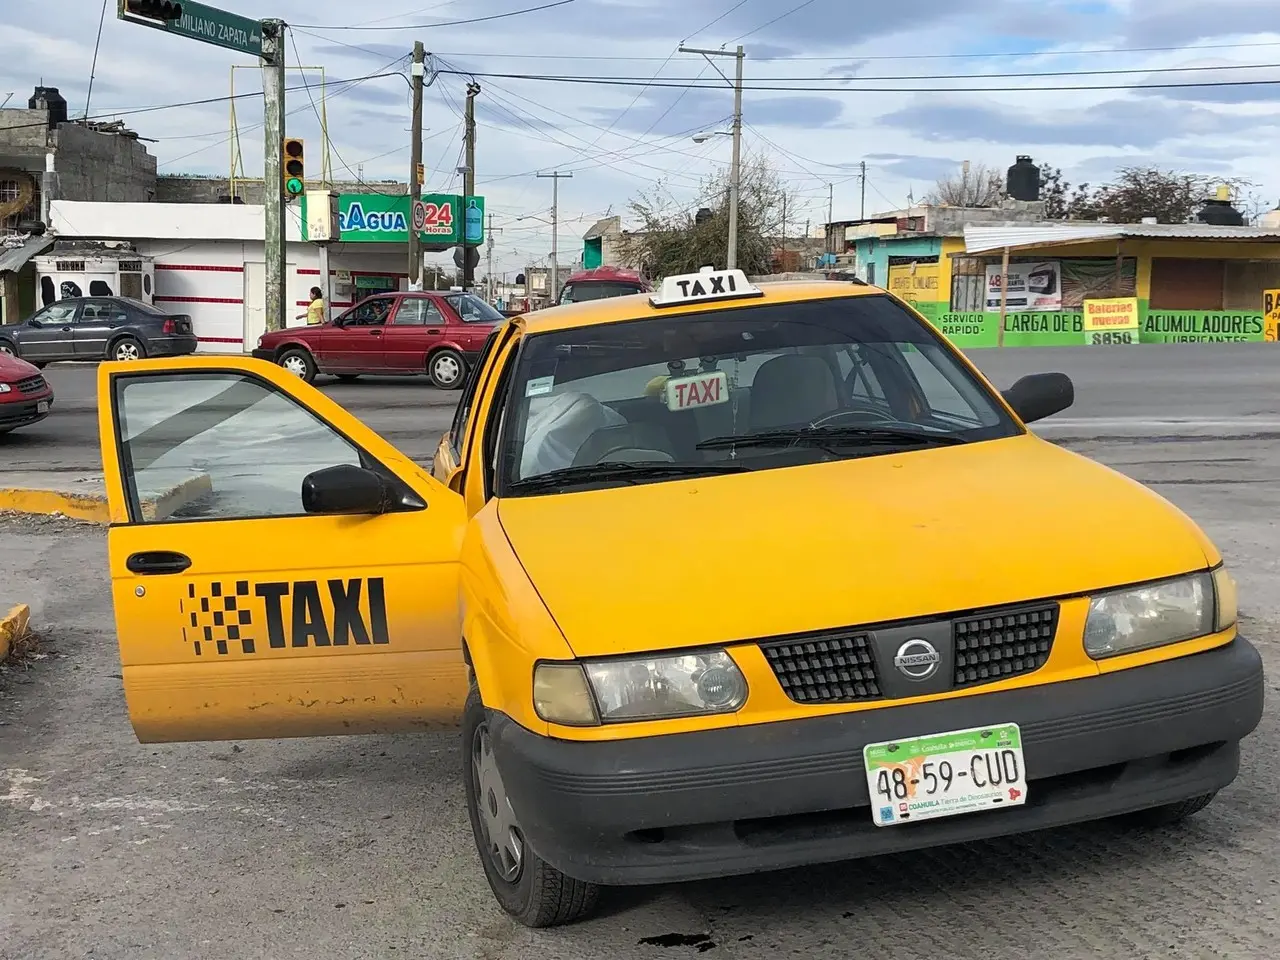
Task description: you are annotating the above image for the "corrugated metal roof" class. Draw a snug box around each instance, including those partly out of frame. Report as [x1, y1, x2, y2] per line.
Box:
[0, 234, 54, 274]
[963, 221, 1280, 254]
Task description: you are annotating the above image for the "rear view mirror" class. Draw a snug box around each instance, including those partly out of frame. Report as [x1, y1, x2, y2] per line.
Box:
[1002, 372, 1074, 424]
[301, 464, 393, 515]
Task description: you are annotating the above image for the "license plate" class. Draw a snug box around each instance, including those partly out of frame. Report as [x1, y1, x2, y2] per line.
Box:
[36, 401, 49, 414]
[863, 723, 1026, 827]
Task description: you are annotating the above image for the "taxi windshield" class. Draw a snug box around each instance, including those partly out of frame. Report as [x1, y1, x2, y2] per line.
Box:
[497, 293, 1019, 495]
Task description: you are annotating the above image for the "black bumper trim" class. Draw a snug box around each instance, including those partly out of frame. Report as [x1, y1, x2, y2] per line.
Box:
[490, 638, 1264, 886]
[251, 348, 275, 362]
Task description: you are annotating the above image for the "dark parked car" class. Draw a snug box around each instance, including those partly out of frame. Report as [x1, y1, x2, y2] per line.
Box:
[253, 290, 502, 388]
[0, 297, 198, 366]
[0, 350, 54, 434]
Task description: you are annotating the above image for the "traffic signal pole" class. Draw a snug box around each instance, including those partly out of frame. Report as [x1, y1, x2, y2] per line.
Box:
[261, 19, 287, 332]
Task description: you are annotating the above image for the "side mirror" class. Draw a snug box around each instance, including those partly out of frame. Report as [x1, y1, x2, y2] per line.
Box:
[301, 464, 392, 515]
[1002, 372, 1074, 424]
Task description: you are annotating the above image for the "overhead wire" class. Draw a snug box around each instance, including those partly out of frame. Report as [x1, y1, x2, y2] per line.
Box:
[292, 0, 577, 31]
[730, 0, 820, 44]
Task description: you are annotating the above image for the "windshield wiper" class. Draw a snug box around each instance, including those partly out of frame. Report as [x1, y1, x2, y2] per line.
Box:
[697, 425, 967, 451]
[508, 461, 748, 493]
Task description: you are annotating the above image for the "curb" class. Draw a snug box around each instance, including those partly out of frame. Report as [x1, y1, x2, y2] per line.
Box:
[0, 604, 31, 660]
[0, 474, 213, 524]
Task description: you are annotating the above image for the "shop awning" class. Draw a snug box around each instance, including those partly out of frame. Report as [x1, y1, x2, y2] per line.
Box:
[0, 234, 55, 274]
[961, 222, 1280, 255]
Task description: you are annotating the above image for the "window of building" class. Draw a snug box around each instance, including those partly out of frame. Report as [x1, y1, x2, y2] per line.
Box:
[1150, 258, 1225, 310]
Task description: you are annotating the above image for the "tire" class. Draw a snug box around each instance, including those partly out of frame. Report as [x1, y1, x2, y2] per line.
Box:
[428, 348, 466, 390]
[109, 336, 146, 362]
[462, 688, 601, 928]
[277, 347, 317, 384]
[336, 374, 360, 383]
[1122, 791, 1218, 828]
[0, 340, 15, 357]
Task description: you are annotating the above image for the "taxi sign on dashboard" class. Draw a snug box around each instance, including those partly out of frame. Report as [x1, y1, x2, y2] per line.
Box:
[651, 266, 763, 309]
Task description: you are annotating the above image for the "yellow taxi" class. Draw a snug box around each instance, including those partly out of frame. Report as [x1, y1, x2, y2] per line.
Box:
[99, 267, 1263, 928]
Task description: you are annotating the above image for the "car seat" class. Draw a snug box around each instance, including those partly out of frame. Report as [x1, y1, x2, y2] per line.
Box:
[520, 391, 627, 477]
[748, 355, 840, 431]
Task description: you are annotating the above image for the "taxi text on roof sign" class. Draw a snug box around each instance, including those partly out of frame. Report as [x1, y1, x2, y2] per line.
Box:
[650, 266, 763, 309]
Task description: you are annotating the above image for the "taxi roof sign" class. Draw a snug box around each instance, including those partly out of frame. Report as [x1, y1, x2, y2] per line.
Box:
[650, 266, 763, 309]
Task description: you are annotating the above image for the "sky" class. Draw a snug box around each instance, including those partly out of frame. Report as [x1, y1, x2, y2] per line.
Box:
[3, 0, 1280, 275]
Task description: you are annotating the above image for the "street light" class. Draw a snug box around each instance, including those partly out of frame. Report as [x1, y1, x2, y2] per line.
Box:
[692, 131, 731, 144]
[678, 44, 745, 269]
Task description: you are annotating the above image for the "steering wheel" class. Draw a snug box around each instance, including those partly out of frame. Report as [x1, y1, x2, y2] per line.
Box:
[808, 406, 900, 429]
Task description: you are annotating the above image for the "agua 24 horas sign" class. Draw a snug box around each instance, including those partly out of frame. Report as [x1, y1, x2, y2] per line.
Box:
[301, 193, 485, 246]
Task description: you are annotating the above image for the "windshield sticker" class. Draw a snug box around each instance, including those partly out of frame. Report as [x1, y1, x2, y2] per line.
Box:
[664, 370, 729, 413]
[525, 375, 555, 398]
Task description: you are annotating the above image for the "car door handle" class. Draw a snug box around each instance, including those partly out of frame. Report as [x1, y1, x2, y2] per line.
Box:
[369, 329, 383, 336]
[126, 551, 193, 575]
[61, 326, 73, 332]
[427, 328, 442, 334]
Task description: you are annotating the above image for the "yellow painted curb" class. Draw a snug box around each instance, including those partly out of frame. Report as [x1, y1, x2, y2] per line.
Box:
[0, 603, 31, 661]
[0, 474, 213, 524]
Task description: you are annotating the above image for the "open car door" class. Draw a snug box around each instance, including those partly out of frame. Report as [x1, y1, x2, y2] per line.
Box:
[97, 356, 469, 743]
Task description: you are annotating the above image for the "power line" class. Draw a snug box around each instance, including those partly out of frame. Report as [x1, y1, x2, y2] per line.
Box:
[434, 70, 1280, 94]
[293, 0, 576, 31]
[731, 0, 820, 44]
[437, 61, 1280, 83]
[420, 39, 1280, 63]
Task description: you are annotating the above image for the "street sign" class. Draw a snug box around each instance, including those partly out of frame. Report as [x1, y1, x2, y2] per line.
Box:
[412, 200, 428, 232]
[118, 0, 264, 58]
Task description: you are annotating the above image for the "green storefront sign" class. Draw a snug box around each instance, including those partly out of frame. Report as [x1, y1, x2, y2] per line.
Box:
[911, 301, 1266, 347]
[300, 193, 485, 247]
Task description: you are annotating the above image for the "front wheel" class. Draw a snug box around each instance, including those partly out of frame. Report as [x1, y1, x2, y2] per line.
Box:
[0, 340, 16, 357]
[1122, 791, 1218, 828]
[428, 348, 466, 390]
[277, 347, 317, 384]
[462, 689, 601, 928]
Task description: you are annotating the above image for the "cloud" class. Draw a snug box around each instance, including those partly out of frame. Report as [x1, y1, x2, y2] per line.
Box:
[589, 85, 842, 136]
[866, 153, 969, 181]
[1120, 1, 1279, 46]
[878, 95, 1280, 147]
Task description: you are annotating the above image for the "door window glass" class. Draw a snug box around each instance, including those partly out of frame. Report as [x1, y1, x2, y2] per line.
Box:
[339, 297, 393, 326]
[114, 372, 363, 523]
[445, 293, 503, 323]
[80, 301, 128, 323]
[393, 298, 444, 326]
[450, 326, 508, 457]
[31, 303, 78, 325]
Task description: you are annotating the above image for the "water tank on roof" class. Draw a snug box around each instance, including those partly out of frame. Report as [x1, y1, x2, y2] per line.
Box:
[1006, 155, 1040, 202]
[29, 86, 68, 128]
[695, 207, 713, 225]
[1197, 191, 1245, 227]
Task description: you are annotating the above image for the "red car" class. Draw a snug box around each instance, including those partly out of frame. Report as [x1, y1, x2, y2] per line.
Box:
[555, 265, 651, 306]
[252, 290, 504, 389]
[0, 351, 54, 434]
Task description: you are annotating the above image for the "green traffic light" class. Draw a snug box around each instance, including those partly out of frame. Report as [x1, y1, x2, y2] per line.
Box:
[285, 177, 304, 196]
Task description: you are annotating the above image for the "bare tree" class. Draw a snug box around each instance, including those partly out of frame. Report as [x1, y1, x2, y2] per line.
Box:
[926, 163, 1006, 207]
[615, 153, 796, 278]
[1068, 166, 1257, 224]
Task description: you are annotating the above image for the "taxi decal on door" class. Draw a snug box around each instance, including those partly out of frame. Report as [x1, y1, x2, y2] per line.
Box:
[180, 576, 390, 657]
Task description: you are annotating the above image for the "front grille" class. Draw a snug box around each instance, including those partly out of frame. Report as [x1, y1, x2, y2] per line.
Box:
[16, 375, 45, 394]
[760, 632, 881, 704]
[953, 604, 1058, 688]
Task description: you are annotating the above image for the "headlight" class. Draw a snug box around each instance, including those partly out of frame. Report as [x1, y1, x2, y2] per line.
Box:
[256, 336, 265, 349]
[0, 383, 10, 394]
[533, 650, 748, 725]
[1083, 571, 1229, 659]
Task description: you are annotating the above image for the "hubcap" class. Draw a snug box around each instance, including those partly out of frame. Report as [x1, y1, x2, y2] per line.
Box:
[281, 355, 308, 377]
[115, 342, 140, 361]
[472, 725, 524, 883]
[0, 344, 13, 355]
[434, 355, 461, 385]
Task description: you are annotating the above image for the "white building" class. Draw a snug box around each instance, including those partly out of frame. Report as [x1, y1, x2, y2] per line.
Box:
[47, 200, 417, 353]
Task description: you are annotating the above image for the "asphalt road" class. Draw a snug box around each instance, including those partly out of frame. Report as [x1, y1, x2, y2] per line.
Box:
[3, 344, 1280, 959]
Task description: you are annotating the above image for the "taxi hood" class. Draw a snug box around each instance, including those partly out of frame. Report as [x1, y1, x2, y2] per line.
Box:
[497, 436, 1217, 659]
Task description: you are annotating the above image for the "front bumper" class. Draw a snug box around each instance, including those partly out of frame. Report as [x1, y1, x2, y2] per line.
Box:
[491, 638, 1264, 886]
[0, 394, 53, 428]
[251, 348, 275, 362]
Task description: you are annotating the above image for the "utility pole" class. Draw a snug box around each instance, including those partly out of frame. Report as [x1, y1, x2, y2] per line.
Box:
[408, 41, 425, 288]
[680, 44, 745, 269]
[827, 182, 834, 254]
[484, 214, 504, 302]
[780, 193, 786, 264]
[462, 82, 480, 290]
[536, 171, 572, 300]
[261, 20, 286, 331]
[860, 160, 867, 220]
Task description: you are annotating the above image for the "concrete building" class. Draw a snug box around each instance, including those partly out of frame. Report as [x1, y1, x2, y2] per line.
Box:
[0, 86, 157, 324]
[46, 199, 422, 352]
[153, 175, 404, 205]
